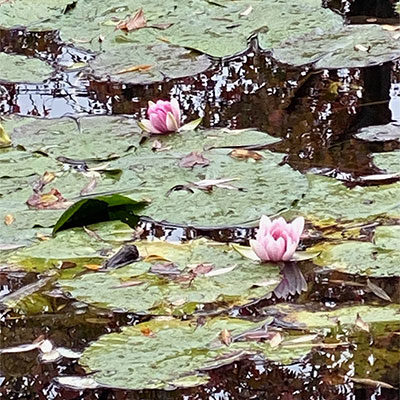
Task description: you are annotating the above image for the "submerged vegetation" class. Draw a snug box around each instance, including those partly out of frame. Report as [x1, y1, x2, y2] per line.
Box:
[0, 0, 399, 399]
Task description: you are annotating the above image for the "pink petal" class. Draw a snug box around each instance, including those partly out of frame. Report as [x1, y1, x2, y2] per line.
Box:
[265, 237, 286, 261]
[139, 118, 161, 133]
[170, 98, 181, 125]
[250, 239, 270, 261]
[150, 113, 168, 133]
[257, 215, 272, 238]
[290, 216, 305, 241]
[166, 112, 179, 132]
[282, 239, 298, 261]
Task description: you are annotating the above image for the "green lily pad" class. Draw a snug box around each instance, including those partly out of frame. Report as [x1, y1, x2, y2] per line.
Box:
[0, 0, 72, 28]
[60, 238, 281, 315]
[79, 316, 314, 390]
[308, 226, 400, 277]
[6, 220, 133, 272]
[273, 24, 400, 69]
[372, 150, 400, 174]
[7, 115, 300, 226]
[0, 53, 53, 83]
[10, 116, 137, 160]
[0, 0, 342, 57]
[271, 303, 400, 331]
[293, 174, 400, 225]
[355, 123, 400, 142]
[88, 43, 212, 84]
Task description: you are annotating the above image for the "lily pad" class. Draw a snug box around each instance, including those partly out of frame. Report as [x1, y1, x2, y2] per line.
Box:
[355, 123, 400, 143]
[372, 150, 400, 174]
[107, 130, 304, 226]
[88, 43, 212, 84]
[0, 0, 342, 57]
[293, 174, 400, 225]
[0, 53, 53, 83]
[308, 226, 400, 277]
[60, 238, 281, 315]
[79, 316, 314, 390]
[273, 24, 400, 69]
[5, 220, 134, 271]
[10, 116, 137, 160]
[271, 303, 400, 331]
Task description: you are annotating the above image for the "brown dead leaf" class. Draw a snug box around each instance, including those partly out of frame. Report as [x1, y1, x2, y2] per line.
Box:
[151, 139, 171, 152]
[80, 177, 97, 196]
[36, 233, 50, 241]
[355, 313, 370, 332]
[269, 332, 283, 348]
[179, 152, 210, 168]
[116, 8, 147, 32]
[84, 264, 102, 271]
[150, 262, 180, 276]
[189, 263, 214, 275]
[116, 64, 152, 75]
[157, 36, 171, 43]
[366, 279, 391, 302]
[59, 261, 77, 270]
[347, 376, 396, 390]
[229, 149, 263, 161]
[33, 171, 56, 192]
[219, 329, 232, 346]
[4, 214, 14, 226]
[143, 254, 171, 262]
[140, 327, 155, 337]
[26, 188, 68, 210]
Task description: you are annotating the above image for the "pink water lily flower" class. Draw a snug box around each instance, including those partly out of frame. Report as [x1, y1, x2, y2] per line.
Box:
[250, 216, 305, 262]
[139, 98, 181, 134]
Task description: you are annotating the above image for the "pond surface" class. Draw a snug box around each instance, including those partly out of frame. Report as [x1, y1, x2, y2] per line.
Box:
[0, 1, 400, 399]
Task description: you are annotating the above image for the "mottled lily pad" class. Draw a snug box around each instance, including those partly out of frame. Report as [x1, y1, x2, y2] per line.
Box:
[0, 53, 53, 83]
[0, 0, 342, 57]
[273, 25, 400, 69]
[79, 316, 314, 390]
[10, 116, 137, 160]
[293, 174, 400, 225]
[271, 303, 400, 331]
[88, 43, 212, 84]
[355, 123, 400, 143]
[308, 225, 400, 277]
[60, 238, 281, 315]
[372, 150, 400, 174]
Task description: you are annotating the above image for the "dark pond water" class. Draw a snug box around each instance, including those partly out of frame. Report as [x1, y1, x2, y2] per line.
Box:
[1, 1, 400, 399]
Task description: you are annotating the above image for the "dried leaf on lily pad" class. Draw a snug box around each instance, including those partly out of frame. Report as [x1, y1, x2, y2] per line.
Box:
[60, 239, 281, 316]
[229, 149, 263, 161]
[27, 189, 69, 210]
[116, 8, 147, 32]
[0, 124, 11, 148]
[179, 152, 210, 168]
[78, 317, 315, 390]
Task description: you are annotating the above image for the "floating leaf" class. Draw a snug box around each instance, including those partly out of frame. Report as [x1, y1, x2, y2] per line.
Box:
[60, 239, 281, 315]
[79, 317, 314, 390]
[179, 152, 210, 168]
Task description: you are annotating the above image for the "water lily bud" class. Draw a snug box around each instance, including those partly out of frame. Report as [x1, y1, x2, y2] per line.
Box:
[250, 216, 305, 262]
[138, 98, 181, 134]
